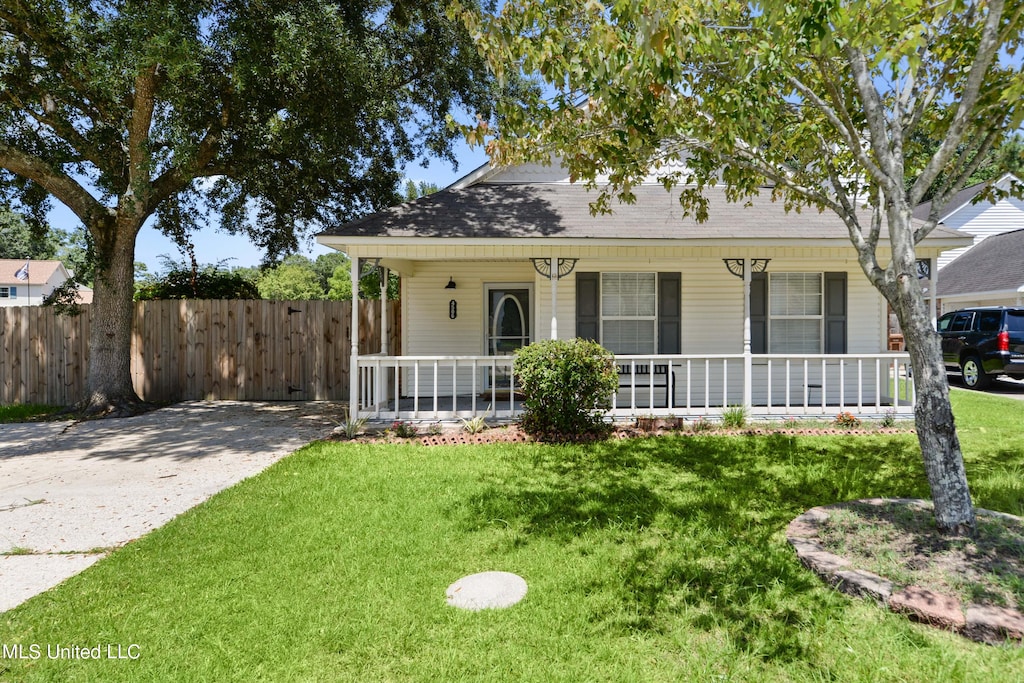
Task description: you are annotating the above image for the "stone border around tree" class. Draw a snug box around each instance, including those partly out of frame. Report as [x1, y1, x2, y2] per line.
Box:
[786, 499, 1024, 646]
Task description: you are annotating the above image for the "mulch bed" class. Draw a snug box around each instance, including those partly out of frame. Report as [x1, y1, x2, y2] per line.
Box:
[333, 423, 915, 446]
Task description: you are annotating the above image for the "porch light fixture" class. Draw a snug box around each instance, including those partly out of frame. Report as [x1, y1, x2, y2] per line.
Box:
[445, 277, 457, 289]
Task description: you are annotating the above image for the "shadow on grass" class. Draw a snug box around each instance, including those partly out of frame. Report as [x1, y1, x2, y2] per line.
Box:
[459, 433, 936, 662]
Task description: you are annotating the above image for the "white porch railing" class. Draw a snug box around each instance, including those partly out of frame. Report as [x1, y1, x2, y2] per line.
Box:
[354, 353, 915, 421]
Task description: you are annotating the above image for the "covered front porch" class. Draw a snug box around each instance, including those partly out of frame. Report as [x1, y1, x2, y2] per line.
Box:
[339, 248, 929, 424]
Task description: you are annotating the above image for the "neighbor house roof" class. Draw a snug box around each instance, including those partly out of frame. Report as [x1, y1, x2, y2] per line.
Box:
[912, 173, 1022, 222]
[322, 183, 965, 243]
[0, 259, 66, 284]
[936, 228, 1024, 296]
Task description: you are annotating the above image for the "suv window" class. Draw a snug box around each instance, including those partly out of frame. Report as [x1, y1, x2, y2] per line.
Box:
[937, 313, 954, 331]
[950, 311, 974, 333]
[1008, 311, 1024, 333]
[978, 311, 1003, 333]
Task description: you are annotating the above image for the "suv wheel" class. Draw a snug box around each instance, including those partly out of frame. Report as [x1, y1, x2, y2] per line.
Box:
[961, 354, 991, 390]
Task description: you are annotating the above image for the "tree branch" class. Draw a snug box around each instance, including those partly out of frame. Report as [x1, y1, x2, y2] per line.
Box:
[789, 70, 890, 188]
[0, 143, 110, 225]
[843, 44, 900, 192]
[909, 0, 1006, 205]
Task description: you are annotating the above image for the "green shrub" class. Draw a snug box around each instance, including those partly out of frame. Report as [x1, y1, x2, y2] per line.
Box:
[689, 416, 716, 433]
[833, 411, 862, 429]
[389, 421, 418, 438]
[721, 405, 748, 430]
[461, 415, 489, 434]
[513, 338, 618, 441]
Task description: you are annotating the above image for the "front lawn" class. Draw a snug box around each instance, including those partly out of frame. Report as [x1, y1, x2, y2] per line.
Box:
[1, 392, 1022, 681]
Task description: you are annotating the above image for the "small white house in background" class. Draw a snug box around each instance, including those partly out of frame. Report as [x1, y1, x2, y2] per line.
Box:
[916, 173, 1024, 270]
[317, 160, 970, 421]
[937, 228, 1024, 312]
[0, 259, 78, 307]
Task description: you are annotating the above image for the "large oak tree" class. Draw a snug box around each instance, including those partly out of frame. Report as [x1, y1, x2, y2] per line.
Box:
[0, 0, 497, 415]
[457, 0, 1024, 532]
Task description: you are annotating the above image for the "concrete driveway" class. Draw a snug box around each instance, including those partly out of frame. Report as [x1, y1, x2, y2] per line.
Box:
[948, 375, 1024, 400]
[0, 401, 346, 612]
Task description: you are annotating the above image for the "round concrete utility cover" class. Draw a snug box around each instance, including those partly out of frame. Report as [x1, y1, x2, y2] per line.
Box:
[446, 571, 528, 611]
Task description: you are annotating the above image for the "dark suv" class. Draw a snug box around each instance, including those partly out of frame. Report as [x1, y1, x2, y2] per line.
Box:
[937, 307, 1024, 389]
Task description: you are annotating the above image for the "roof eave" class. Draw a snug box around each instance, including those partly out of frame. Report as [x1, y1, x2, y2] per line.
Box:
[318, 234, 972, 251]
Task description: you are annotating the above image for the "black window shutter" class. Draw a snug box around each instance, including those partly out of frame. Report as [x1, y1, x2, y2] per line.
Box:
[657, 272, 681, 353]
[750, 272, 767, 354]
[824, 272, 847, 353]
[576, 272, 599, 341]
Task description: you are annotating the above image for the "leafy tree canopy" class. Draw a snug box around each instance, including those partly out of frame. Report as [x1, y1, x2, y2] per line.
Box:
[0, 1, 503, 413]
[256, 263, 326, 301]
[134, 259, 259, 300]
[0, 207, 60, 260]
[404, 180, 442, 201]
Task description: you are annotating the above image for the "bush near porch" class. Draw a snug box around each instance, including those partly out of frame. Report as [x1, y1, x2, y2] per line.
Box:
[514, 338, 619, 441]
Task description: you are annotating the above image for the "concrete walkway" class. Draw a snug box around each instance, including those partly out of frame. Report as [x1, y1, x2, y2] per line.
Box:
[0, 401, 347, 612]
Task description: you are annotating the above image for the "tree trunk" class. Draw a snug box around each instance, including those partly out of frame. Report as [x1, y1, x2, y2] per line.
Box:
[81, 218, 146, 416]
[885, 210, 976, 534]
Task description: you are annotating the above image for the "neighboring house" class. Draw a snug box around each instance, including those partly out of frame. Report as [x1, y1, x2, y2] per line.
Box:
[915, 173, 1024, 270]
[936, 228, 1024, 313]
[318, 160, 970, 421]
[0, 259, 77, 307]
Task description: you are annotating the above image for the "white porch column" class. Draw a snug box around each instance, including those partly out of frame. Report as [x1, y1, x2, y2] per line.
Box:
[929, 258, 938, 325]
[550, 252, 558, 340]
[742, 259, 752, 409]
[380, 267, 389, 355]
[350, 256, 359, 417]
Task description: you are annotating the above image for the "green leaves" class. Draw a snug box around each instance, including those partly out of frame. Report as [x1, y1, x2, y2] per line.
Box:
[513, 338, 619, 441]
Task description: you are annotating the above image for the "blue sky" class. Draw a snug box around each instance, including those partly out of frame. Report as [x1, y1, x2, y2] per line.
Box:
[45, 137, 488, 273]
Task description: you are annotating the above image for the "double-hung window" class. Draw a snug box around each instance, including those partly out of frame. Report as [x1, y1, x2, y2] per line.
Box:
[0, 286, 13, 299]
[768, 273, 823, 353]
[600, 272, 657, 354]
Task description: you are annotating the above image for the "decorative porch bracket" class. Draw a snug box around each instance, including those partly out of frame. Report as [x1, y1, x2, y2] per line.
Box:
[531, 258, 579, 279]
[359, 257, 382, 280]
[722, 258, 770, 278]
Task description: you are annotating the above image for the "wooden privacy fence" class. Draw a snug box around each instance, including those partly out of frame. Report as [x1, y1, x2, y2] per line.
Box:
[0, 299, 400, 405]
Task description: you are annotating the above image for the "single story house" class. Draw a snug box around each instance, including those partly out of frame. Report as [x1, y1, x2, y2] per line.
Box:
[318, 160, 970, 421]
[936, 227, 1024, 311]
[0, 259, 88, 307]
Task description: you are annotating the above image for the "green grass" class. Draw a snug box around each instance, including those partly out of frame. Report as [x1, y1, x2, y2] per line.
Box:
[0, 392, 1022, 681]
[0, 404, 63, 423]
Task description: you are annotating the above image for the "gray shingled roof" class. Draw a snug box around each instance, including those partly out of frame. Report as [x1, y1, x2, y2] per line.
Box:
[913, 180, 991, 221]
[321, 183, 963, 241]
[937, 228, 1024, 296]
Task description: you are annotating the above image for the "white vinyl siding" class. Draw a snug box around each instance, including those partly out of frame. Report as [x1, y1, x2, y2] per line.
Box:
[936, 192, 1024, 269]
[601, 272, 657, 354]
[358, 246, 891, 361]
[768, 273, 823, 353]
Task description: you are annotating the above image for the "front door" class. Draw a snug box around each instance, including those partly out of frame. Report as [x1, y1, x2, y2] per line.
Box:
[485, 285, 532, 386]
